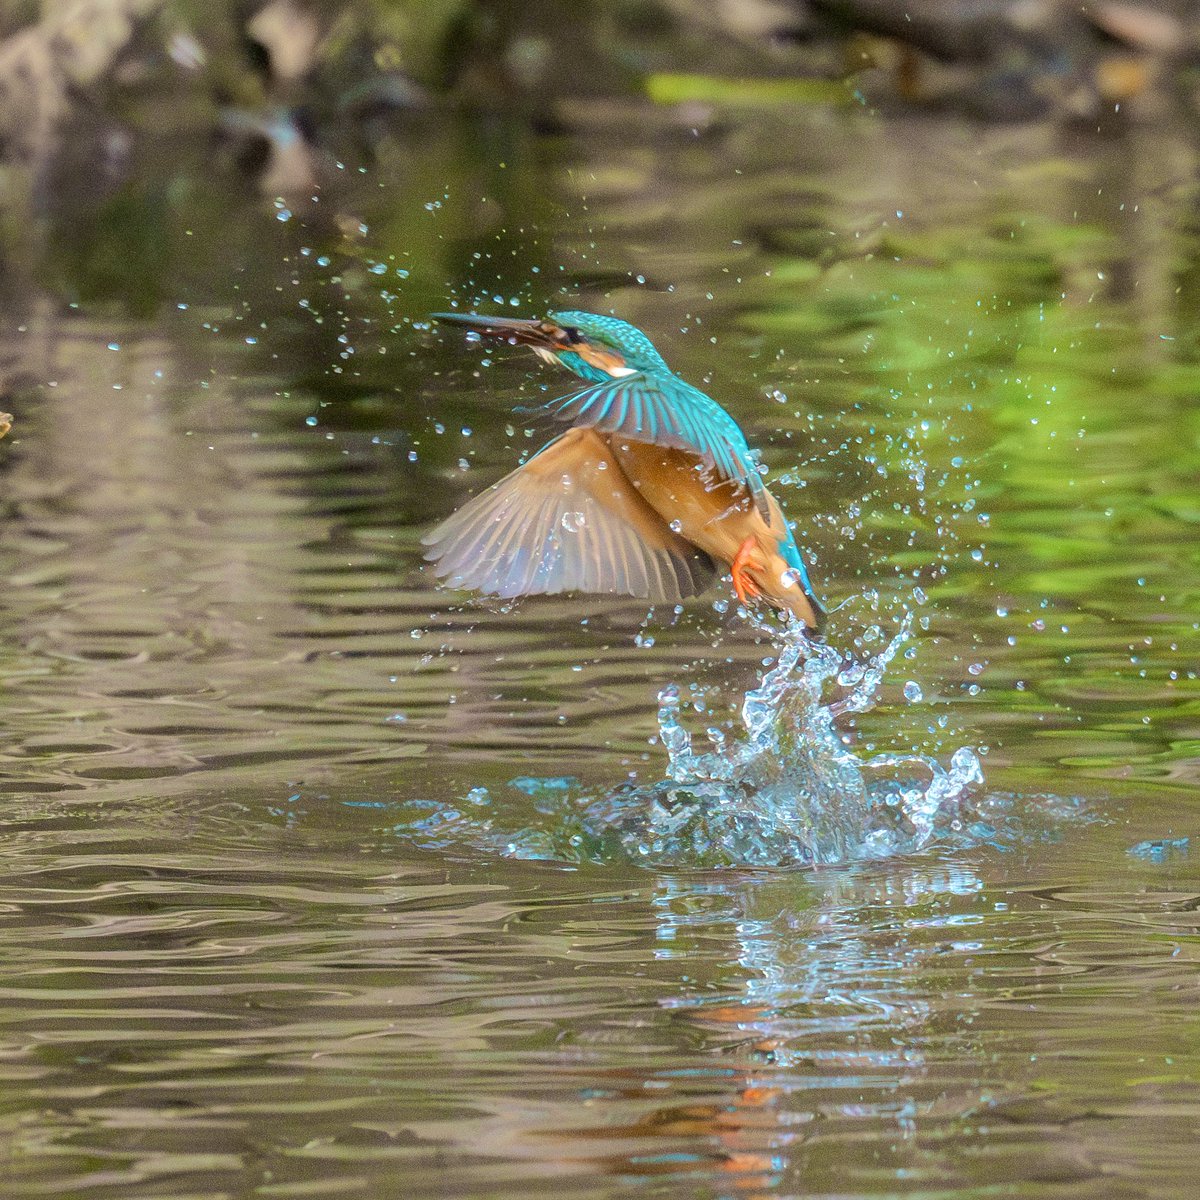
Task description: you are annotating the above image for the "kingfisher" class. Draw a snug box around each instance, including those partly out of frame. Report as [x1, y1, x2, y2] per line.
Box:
[423, 310, 824, 629]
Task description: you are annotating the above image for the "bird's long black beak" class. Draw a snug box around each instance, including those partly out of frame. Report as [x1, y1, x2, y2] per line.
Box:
[432, 312, 567, 349]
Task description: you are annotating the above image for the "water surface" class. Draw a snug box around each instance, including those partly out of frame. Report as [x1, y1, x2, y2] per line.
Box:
[0, 103, 1197, 1197]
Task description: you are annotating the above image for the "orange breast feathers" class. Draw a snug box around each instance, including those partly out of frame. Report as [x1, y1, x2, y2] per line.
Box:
[607, 438, 815, 622]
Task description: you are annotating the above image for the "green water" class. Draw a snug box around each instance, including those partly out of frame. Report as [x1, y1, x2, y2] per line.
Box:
[0, 102, 1197, 1197]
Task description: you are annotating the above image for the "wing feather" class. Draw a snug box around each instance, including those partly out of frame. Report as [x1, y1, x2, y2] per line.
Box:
[423, 429, 718, 602]
[544, 374, 770, 521]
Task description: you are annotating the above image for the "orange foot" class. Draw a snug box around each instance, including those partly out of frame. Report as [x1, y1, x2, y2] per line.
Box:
[731, 536, 761, 606]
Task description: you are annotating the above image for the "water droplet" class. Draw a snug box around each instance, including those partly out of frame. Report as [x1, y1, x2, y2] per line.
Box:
[903, 681, 923, 703]
[561, 511, 586, 532]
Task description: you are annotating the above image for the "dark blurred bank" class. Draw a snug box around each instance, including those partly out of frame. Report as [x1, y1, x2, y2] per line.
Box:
[4, 0, 1200, 198]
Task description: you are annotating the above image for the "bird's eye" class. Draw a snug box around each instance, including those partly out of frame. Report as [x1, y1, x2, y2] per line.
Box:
[562, 326, 584, 344]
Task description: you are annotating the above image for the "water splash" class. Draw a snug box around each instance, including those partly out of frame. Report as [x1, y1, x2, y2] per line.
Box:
[642, 613, 984, 865]
[394, 613, 994, 869]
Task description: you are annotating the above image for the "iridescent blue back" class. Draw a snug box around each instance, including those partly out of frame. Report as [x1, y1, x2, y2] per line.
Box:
[540, 309, 771, 519]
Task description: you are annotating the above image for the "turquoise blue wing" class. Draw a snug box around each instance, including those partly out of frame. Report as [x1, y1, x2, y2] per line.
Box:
[542, 375, 772, 522]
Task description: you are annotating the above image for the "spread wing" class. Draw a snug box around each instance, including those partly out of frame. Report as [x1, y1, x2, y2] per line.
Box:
[540, 374, 772, 522]
[422, 428, 717, 602]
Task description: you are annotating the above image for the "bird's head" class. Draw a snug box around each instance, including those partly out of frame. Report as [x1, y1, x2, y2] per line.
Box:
[433, 309, 671, 383]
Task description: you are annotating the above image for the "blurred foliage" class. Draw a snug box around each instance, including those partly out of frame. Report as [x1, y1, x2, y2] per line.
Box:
[646, 71, 852, 105]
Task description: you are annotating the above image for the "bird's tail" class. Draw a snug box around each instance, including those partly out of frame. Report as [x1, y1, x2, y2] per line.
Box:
[780, 532, 825, 630]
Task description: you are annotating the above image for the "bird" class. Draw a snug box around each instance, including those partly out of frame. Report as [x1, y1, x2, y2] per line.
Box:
[423, 310, 824, 629]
